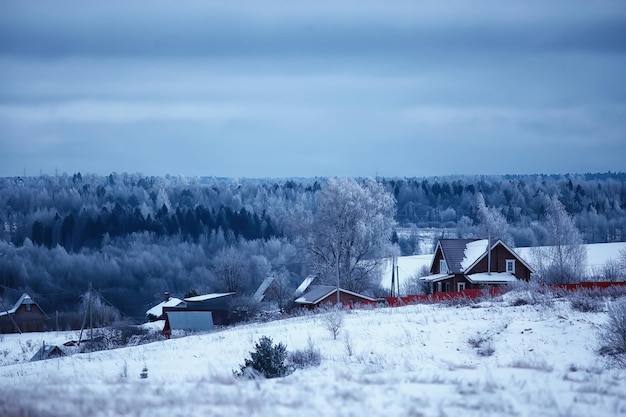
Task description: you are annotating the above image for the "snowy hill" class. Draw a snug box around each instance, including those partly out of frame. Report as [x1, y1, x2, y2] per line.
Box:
[1, 291, 625, 417]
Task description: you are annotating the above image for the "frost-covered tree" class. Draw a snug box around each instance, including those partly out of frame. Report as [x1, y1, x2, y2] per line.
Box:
[211, 246, 249, 293]
[476, 193, 512, 245]
[533, 195, 587, 283]
[305, 178, 396, 293]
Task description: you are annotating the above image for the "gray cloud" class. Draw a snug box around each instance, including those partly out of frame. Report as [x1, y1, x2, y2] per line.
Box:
[0, 0, 625, 177]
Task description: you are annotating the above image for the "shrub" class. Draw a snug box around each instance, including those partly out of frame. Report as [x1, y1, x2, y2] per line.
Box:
[468, 333, 495, 357]
[598, 299, 626, 368]
[235, 336, 293, 379]
[288, 337, 322, 369]
[569, 291, 604, 313]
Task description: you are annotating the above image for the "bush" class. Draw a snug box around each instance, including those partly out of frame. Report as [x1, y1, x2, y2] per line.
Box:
[569, 291, 604, 313]
[235, 336, 293, 379]
[598, 299, 626, 368]
[288, 337, 322, 369]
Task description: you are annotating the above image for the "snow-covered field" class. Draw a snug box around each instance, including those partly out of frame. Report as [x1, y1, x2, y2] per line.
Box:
[1, 291, 625, 417]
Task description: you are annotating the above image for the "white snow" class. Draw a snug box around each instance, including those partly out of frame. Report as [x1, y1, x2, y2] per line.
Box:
[183, 292, 235, 302]
[460, 239, 489, 271]
[466, 272, 518, 283]
[145, 297, 184, 318]
[1, 293, 625, 417]
[515, 241, 626, 277]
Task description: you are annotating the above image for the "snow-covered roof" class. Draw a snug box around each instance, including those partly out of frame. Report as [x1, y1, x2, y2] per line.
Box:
[146, 297, 184, 317]
[253, 276, 276, 302]
[183, 293, 235, 303]
[293, 275, 317, 297]
[466, 272, 518, 284]
[460, 239, 489, 271]
[294, 285, 376, 305]
[418, 273, 454, 283]
[0, 293, 38, 317]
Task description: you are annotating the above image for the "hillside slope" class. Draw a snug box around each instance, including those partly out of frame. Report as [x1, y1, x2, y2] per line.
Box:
[1, 294, 625, 417]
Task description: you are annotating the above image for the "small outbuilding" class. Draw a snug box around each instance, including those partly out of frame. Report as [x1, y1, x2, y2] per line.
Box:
[30, 344, 66, 362]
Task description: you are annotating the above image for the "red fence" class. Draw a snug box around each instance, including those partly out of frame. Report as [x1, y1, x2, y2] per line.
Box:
[377, 282, 626, 307]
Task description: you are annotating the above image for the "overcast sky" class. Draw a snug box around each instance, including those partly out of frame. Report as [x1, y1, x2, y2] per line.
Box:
[1, 1, 625, 178]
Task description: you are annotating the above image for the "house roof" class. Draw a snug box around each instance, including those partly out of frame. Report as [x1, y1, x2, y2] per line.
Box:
[0, 293, 43, 317]
[30, 345, 65, 362]
[460, 239, 490, 271]
[294, 285, 376, 305]
[418, 273, 454, 283]
[293, 275, 317, 298]
[146, 297, 185, 317]
[463, 239, 536, 274]
[436, 239, 482, 274]
[466, 272, 518, 284]
[183, 293, 235, 303]
[253, 276, 276, 302]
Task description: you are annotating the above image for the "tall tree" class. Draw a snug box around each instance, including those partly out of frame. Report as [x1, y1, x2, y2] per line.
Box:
[305, 178, 396, 294]
[476, 193, 512, 245]
[533, 195, 587, 283]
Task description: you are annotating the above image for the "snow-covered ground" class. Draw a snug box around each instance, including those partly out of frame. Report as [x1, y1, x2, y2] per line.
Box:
[1, 291, 625, 417]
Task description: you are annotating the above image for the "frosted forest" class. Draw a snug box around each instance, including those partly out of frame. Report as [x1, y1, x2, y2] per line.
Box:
[1, 172, 625, 323]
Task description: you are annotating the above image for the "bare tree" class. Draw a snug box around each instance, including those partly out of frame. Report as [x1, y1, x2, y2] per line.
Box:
[211, 246, 249, 293]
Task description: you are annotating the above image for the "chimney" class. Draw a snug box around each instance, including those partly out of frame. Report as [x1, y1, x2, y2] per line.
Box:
[164, 291, 170, 302]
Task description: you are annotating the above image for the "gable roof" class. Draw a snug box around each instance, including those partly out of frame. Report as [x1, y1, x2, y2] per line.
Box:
[30, 345, 66, 362]
[435, 239, 483, 274]
[463, 239, 535, 274]
[294, 285, 376, 305]
[146, 297, 185, 318]
[0, 293, 45, 317]
[293, 275, 318, 298]
[253, 276, 276, 302]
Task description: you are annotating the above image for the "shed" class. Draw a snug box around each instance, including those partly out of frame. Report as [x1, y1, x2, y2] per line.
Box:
[161, 310, 214, 338]
[30, 344, 66, 361]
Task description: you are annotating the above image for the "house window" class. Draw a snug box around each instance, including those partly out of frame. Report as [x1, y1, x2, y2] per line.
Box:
[444, 282, 450, 292]
[440, 260, 448, 274]
[506, 259, 515, 274]
[457, 282, 466, 292]
[25, 304, 31, 312]
[437, 282, 442, 293]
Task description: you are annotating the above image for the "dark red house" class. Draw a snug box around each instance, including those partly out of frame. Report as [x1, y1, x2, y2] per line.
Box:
[294, 285, 376, 309]
[0, 293, 47, 333]
[420, 239, 534, 293]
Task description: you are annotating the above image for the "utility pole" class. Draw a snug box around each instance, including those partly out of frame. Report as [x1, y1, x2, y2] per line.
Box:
[390, 257, 396, 297]
[336, 247, 340, 305]
[89, 283, 93, 341]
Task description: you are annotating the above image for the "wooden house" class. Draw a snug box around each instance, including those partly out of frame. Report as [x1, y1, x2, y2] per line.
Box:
[420, 239, 534, 293]
[294, 285, 376, 309]
[0, 293, 47, 333]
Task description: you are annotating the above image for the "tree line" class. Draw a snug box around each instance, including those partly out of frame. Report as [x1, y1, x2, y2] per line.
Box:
[0, 171, 624, 323]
